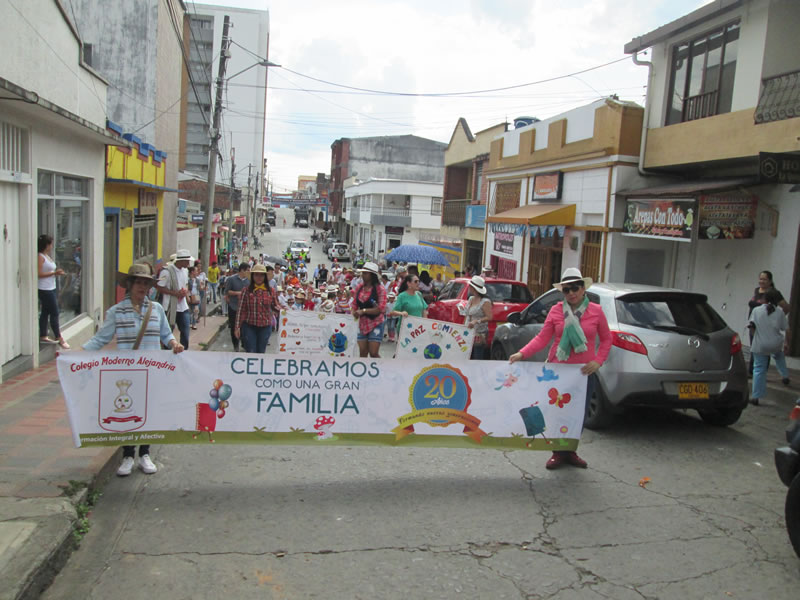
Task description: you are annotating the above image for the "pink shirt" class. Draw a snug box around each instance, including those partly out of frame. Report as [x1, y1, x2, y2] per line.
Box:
[519, 302, 612, 365]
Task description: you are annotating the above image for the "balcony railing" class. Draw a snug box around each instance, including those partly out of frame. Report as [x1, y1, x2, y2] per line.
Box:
[755, 69, 800, 124]
[682, 89, 719, 122]
[442, 199, 467, 227]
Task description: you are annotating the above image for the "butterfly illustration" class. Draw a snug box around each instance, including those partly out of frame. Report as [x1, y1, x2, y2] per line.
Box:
[494, 366, 521, 391]
[548, 388, 571, 408]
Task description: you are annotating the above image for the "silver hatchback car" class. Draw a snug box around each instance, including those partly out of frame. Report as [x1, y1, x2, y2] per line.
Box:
[491, 283, 748, 429]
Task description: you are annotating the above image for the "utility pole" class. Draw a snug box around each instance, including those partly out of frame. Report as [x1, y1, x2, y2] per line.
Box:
[246, 163, 253, 241]
[228, 147, 236, 256]
[200, 15, 231, 271]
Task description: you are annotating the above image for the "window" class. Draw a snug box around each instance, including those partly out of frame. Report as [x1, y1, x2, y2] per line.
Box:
[666, 21, 739, 124]
[616, 293, 726, 334]
[133, 216, 157, 264]
[431, 197, 442, 216]
[38, 171, 90, 326]
[486, 283, 533, 304]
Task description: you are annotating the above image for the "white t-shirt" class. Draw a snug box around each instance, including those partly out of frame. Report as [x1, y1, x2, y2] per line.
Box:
[158, 264, 189, 312]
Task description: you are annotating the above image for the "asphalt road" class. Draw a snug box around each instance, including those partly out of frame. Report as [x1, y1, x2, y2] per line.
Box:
[42, 209, 800, 599]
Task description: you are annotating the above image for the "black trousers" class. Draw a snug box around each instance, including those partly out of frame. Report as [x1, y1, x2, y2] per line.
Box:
[122, 445, 150, 458]
[228, 308, 239, 350]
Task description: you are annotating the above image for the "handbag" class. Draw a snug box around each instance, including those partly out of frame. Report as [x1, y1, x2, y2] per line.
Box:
[190, 294, 201, 305]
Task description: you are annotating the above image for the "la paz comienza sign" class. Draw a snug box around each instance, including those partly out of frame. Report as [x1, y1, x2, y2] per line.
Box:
[57, 352, 587, 452]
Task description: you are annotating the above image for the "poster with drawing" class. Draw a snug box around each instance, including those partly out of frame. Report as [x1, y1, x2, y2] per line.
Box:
[394, 316, 475, 361]
[278, 310, 357, 357]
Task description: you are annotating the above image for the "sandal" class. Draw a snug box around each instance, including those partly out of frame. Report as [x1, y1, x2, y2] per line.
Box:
[58, 339, 71, 350]
[40, 336, 57, 344]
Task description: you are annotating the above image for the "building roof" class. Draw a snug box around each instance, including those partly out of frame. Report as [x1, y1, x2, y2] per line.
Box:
[624, 0, 743, 54]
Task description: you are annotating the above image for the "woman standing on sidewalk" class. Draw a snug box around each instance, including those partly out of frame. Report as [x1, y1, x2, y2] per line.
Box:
[509, 268, 611, 471]
[82, 264, 184, 476]
[235, 264, 280, 353]
[749, 289, 791, 405]
[37, 234, 69, 349]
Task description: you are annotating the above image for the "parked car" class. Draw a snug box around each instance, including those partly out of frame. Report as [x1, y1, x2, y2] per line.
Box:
[287, 239, 311, 262]
[296, 218, 309, 228]
[426, 277, 534, 347]
[491, 283, 749, 429]
[323, 236, 341, 254]
[775, 397, 800, 558]
[328, 242, 350, 262]
[266, 209, 276, 226]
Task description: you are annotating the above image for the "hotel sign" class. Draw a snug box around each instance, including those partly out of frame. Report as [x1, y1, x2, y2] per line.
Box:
[759, 152, 800, 184]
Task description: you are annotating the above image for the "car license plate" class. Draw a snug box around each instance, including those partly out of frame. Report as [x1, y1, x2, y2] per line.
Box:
[679, 382, 709, 399]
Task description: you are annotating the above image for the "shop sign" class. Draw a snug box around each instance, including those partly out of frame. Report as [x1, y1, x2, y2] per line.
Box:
[234, 216, 246, 225]
[759, 152, 800, 184]
[698, 194, 757, 240]
[385, 226, 404, 235]
[493, 231, 515, 254]
[533, 172, 563, 200]
[138, 190, 157, 215]
[191, 214, 204, 223]
[622, 198, 694, 242]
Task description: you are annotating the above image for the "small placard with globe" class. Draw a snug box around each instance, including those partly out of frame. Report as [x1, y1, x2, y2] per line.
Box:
[395, 316, 474, 361]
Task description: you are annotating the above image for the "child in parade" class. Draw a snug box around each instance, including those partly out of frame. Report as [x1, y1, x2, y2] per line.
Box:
[385, 291, 397, 341]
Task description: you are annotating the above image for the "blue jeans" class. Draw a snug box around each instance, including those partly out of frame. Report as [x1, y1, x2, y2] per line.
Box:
[241, 323, 271, 353]
[209, 282, 218, 304]
[38, 289, 61, 338]
[175, 310, 190, 348]
[752, 351, 789, 400]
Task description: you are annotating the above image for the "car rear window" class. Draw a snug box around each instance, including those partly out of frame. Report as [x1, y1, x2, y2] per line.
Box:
[615, 293, 727, 334]
[486, 283, 533, 304]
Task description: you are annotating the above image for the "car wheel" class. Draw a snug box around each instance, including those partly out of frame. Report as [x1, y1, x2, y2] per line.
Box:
[584, 381, 614, 430]
[787, 473, 800, 559]
[490, 343, 507, 361]
[697, 406, 743, 427]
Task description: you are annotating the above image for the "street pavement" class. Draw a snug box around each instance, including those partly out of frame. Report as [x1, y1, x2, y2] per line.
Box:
[4, 209, 800, 599]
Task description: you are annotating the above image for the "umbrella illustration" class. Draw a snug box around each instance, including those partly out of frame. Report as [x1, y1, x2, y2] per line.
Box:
[384, 244, 448, 265]
[264, 255, 290, 268]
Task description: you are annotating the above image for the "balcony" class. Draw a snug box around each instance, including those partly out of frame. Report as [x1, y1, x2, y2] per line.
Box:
[442, 199, 467, 227]
[755, 70, 800, 124]
[370, 206, 410, 228]
[682, 89, 719, 122]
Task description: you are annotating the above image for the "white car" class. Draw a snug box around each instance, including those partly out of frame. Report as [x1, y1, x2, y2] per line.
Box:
[287, 240, 311, 261]
[328, 242, 350, 262]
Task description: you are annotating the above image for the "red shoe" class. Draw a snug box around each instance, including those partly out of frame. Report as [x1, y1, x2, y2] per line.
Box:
[564, 451, 588, 468]
[545, 452, 565, 470]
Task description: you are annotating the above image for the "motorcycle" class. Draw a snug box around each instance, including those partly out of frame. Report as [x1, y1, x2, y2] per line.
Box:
[775, 396, 800, 558]
[311, 231, 320, 242]
[253, 237, 262, 250]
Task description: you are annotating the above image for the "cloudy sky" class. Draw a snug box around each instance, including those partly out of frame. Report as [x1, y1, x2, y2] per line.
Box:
[196, 0, 712, 194]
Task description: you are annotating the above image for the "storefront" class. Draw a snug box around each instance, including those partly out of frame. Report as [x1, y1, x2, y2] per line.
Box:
[615, 178, 800, 355]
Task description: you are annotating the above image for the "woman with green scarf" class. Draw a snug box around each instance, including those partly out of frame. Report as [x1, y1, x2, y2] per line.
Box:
[509, 268, 611, 470]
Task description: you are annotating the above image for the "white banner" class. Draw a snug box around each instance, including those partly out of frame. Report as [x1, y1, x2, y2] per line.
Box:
[394, 316, 475, 360]
[57, 351, 587, 452]
[278, 310, 358, 357]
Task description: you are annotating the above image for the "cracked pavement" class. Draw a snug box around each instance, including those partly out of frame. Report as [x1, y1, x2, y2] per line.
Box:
[43, 397, 800, 600]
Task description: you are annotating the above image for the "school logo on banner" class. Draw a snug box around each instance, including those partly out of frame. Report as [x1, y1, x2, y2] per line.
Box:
[98, 370, 148, 432]
[392, 364, 486, 442]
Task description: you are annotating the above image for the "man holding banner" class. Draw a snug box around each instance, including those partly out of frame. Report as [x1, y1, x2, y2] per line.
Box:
[509, 268, 611, 470]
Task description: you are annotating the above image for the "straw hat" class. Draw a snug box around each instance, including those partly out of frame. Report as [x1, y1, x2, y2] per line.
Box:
[468, 275, 487, 295]
[553, 267, 593, 291]
[175, 249, 194, 263]
[251, 264, 267, 274]
[326, 285, 339, 293]
[118, 263, 155, 286]
[359, 261, 380, 276]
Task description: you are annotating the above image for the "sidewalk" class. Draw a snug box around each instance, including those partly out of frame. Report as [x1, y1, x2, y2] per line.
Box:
[0, 313, 227, 600]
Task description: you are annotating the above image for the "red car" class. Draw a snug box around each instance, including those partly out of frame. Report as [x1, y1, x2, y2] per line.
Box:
[426, 277, 534, 346]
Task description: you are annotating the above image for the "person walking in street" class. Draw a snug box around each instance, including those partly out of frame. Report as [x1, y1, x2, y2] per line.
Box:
[352, 262, 387, 358]
[463, 276, 493, 359]
[747, 270, 791, 376]
[37, 234, 70, 349]
[390, 274, 428, 320]
[207, 262, 220, 304]
[218, 269, 230, 316]
[83, 263, 184, 476]
[187, 265, 201, 330]
[749, 288, 791, 405]
[156, 249, 192, 348]
[235, 264, 280, 353]
[224, 263, 250, 351]
[509, 268, 611, 471]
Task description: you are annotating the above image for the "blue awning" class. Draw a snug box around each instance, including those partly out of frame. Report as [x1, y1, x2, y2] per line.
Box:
[105, 178, 178, 193]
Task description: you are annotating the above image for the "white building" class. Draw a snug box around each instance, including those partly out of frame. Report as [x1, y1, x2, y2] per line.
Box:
[622, 0, 800, 357]
[343, 179, 444, 258]
[0, 0, 123, 380]
[181, 2, 270, 193]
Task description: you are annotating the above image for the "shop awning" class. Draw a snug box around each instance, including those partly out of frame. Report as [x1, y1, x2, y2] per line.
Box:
[617, 177, 757, 198]
[106, 178, 178, 193]
[485, 203, 576, 225]
[218, 226, 230, 232]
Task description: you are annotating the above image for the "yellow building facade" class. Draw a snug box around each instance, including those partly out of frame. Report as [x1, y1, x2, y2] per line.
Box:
[103, 125, 176, 308]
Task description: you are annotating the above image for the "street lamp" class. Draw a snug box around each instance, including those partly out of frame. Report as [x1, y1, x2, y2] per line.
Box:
[199, 15, 279, 272]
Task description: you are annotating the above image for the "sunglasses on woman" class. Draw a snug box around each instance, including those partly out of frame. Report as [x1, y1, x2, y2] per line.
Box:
[562, 284, 583, 294]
